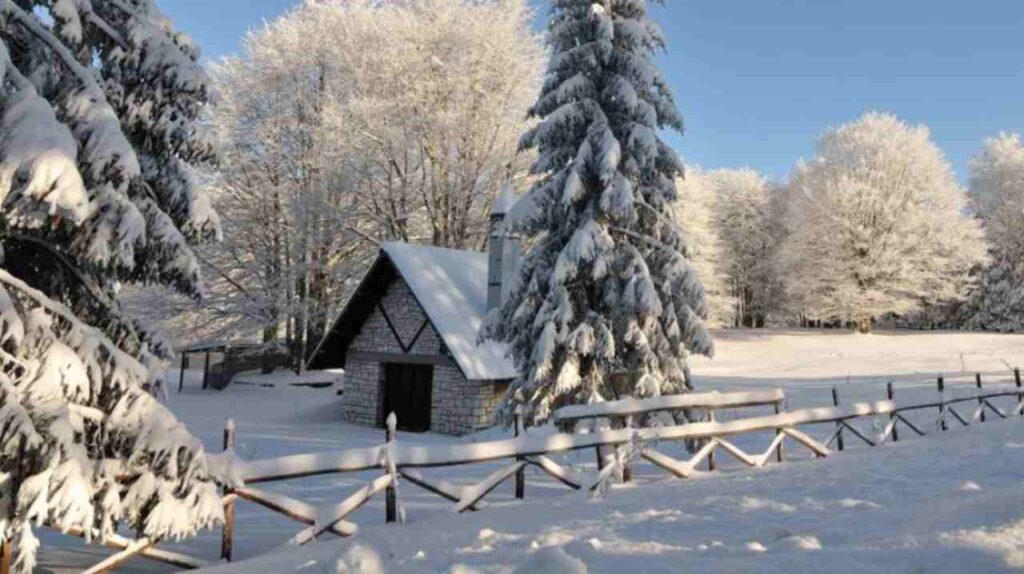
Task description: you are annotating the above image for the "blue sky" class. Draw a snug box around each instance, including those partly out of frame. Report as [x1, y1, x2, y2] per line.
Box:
[160, 0, 1024, 182]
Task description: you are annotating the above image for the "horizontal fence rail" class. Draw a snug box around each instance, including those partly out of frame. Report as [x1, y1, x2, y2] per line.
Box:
[553, 389, 786, 423]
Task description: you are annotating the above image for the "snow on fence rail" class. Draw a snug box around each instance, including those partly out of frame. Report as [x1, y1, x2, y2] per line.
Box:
[13, 372, 1024, 572]
[553, 389, 785, 423]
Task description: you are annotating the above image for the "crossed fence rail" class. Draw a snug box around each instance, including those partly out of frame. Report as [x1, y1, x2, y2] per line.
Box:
[10, 369, 1024, 572]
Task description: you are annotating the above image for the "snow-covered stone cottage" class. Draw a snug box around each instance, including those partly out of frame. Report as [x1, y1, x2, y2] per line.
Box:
[309, 197, 522, 435]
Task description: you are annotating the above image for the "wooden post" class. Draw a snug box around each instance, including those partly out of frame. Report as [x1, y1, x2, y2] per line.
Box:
[202, 351, 211, 390]
[975, 373, 985, 423]
[938, 376, 947, 431]
[707, 410, 717, 471]
[622, 415, 633, 483]
[887, 382, 898, 442]
[220, 419, 236, 562]
[832, 386, 844, 451]
[594, 418, 612, 473]
[1016, 368, 1023, 415]
[774, 401, 785, 462]
[514, 407, 525, 499]
[1, 538, 11, 574]
[178, 352, 188, 393]
[385, 413, 397, 524]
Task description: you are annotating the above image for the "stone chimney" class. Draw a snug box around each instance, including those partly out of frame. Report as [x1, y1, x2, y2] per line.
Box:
[487, 184, 521, 312]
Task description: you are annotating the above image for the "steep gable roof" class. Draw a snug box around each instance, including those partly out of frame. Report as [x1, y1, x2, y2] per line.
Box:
[382, 243, 516, 380]
[309, 243, 517, 381]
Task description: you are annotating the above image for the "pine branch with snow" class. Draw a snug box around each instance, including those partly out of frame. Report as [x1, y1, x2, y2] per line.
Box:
[0, 1, 222, 569]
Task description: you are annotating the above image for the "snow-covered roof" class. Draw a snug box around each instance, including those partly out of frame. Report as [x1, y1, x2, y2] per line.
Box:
[381, 242, 517, 381]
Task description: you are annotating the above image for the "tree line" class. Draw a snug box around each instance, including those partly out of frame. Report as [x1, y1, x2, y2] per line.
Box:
[130, 0, 1024, 365]
[678, 115, 1021, 334]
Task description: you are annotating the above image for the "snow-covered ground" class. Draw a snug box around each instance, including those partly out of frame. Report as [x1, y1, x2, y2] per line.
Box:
[201, 415, 1024, 574]
[36, 329, 1024, 573]
[693, 328, 1024, 408]
[232, 368, 345, 388]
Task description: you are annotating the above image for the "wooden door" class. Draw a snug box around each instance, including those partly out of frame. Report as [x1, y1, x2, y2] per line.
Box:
[383, 363, 433, 432]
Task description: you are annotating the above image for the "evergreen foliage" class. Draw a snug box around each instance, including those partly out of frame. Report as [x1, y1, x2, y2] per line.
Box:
[486, 0, 713, 425]
[0, 2, 223, 569]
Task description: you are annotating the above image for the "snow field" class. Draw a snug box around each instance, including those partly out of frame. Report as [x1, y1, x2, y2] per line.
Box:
[35, 329, 1024, 572]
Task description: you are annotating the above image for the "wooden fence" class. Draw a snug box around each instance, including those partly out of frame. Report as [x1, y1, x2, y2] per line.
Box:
[10, 369, 1024, 572]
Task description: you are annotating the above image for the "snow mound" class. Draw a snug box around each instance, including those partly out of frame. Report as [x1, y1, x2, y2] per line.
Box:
[514, 546, 588, 574]
[773, 535, 823, 551]
[746, 541, 768, 552]
[942, 519, 1024, 568]
[531, 530, 577, 549]
[333, 543, 384, 574]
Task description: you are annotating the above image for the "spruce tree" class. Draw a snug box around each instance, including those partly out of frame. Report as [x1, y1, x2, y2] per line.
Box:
[486, 0, 713, 425]
[971, 254, 1024, 332]
[0, 1, 222, 570]
[967, 133, 1024, 332]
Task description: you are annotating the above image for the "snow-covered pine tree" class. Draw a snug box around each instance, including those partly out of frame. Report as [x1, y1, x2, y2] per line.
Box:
[485, 0, 713, 425]
[0, 1, 223, 569]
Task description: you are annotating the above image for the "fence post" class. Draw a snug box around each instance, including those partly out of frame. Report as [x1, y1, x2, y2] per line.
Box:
[832, 386, 844, 451]
[1, 537, 10, 574]
[938, 376, 947, 431]
[622, 415, 633, 483]
[514, 407, 525, 499]
[221, 419, 235, 562]
[385, 413, 398, 524]
[774, 400, 785, 462]
[178, 352, 188, 393]
[887, 382, 898, 442]
[975, 373, 985, 423]
[707, 409, 717, 471]
[202, 351, 211, 390]
[1016, 368, 1023, 415]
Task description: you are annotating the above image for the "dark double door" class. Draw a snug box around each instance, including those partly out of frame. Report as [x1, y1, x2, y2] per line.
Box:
[383, 363, 433, 432]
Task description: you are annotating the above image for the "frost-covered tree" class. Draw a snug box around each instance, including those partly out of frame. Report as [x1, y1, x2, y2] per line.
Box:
[132, 0, 544, 363]
[486, 0, 713, 425]
[967, 133, 1024, 332]
[710, 169, 786, 327]
[780, 113, 987, 333]
[0, 1, 223, 569]
[674, 169, 734, 327]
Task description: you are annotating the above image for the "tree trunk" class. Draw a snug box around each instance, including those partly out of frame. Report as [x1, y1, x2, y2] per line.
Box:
[857, 317, 871, 334]
[261, 323, 278, 374]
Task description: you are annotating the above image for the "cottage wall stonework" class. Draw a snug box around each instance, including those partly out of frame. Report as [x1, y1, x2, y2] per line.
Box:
[340, 278, 508, 435]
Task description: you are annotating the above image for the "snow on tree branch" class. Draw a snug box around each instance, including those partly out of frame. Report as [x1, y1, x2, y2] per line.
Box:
[485, 0, 712, 426]
[0, 1, 222, 569]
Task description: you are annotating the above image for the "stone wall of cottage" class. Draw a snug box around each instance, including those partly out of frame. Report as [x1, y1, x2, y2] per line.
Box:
[340, 277, 506, 435]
